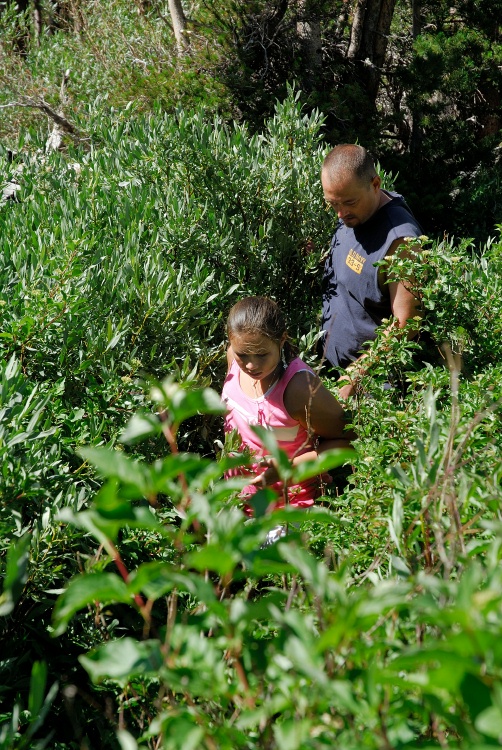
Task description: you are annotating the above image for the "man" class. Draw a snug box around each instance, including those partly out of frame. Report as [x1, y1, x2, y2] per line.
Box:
[320, 144, 423, 399]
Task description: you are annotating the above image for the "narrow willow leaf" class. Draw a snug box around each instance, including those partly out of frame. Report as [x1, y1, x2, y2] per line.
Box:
[28, 660, 47, 718]
[390, 555, 411, 577]
[0, 533, 31, 616]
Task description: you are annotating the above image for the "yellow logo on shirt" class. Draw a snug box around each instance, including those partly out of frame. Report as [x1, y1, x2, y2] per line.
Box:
[346, 249, 366, 274]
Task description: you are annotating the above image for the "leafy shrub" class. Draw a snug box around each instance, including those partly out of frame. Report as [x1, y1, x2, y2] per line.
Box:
[48, 377, 502, 750]
[1, 89, 502, 748]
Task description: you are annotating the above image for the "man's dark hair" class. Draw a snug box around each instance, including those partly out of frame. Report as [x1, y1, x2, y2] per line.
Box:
[322, 144, 377, 185]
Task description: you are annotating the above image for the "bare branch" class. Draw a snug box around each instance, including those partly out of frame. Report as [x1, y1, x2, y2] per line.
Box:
[0, 96, 80, 136]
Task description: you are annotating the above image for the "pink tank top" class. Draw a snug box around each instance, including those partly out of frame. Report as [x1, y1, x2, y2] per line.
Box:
[222, 357, 329, 508]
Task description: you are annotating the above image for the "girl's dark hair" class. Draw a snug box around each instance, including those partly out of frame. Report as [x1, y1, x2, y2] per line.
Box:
[226, 296, 297, 364]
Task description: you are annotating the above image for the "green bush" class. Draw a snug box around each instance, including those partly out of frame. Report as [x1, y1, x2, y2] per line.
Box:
[49, 377, 502, 749]
[1, 89, 502, 747]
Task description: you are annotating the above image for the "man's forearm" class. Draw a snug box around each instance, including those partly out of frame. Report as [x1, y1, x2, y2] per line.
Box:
[337, 315, 421, 398]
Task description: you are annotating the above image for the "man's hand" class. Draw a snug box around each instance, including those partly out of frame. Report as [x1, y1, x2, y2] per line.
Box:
[336, 363, 362, 400]
[338, 381, 356, 400]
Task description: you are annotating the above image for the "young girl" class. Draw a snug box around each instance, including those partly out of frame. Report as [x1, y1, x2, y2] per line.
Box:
[221, 296, 353, 511]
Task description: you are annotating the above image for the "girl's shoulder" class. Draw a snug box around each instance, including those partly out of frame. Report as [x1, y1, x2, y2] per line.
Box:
[283, 356, 314, 381]
[286, 355, 312, 371]
[284, 360, 318, 390]
[282, 362, 321, 423]
[280, 358, 318, 401]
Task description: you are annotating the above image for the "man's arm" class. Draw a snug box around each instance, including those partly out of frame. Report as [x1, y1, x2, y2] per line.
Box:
[385, 237, 423, 332]
[337, 237, 422, 400]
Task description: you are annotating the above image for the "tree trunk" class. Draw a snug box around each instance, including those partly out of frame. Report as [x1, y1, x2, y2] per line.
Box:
[296, 0, 322, 73]
[33, 0, 43, 46]
[412, 0, 421, 39]
[168, 0, 190, 56]
[347, 0, 367, 59]
[347, 0, 397, 103]
[410, 0, 422, 157]
[372, 0, 395, 73]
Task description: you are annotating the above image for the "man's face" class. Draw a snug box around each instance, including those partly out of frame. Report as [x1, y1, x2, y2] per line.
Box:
[321, 171, 381, 228]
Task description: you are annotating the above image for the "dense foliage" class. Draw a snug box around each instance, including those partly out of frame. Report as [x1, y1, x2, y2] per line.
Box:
[1, 0, 502, 746]
[1, 88, 502, 748]
[0, 0, 501, 240]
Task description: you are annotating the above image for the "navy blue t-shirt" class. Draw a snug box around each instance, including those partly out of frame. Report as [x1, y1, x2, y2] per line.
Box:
[321, 192, 422, 369]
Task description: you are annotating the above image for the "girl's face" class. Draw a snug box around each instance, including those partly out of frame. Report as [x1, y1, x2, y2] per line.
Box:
[230, 331, 286, 383]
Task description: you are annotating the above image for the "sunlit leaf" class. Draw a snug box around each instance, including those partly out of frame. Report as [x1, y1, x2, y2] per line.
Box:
[53, 573, 132, 635]
[119, 411, 162, 444]
[185, 544, 239, 576]
[80, 638, 164, 683]
[292, 448, 354, 483]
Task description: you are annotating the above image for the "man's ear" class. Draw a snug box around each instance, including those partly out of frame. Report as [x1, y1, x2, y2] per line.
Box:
[372, 175, 381, 191]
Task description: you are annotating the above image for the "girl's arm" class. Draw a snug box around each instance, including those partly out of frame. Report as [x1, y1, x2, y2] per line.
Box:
[284, 370, 354, 452]
[250, 370, 354, 487]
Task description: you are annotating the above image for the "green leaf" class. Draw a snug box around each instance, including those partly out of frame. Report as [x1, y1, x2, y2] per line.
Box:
[266, 506, 343, 527]
[127, 561, 178, 599]
[169, 571, 224, 612]
[23, 662, 59, 742]
[116, 730, 138, 750]
[53, 573, 132, 636]
[328, 680, 360, 713]
[148, 714, 205, 750]
[28, 660, 47, 718]
[273, 719, 311, 750]
[58, 503, 163, 548]
[80, 638, 164, 684]
[119, 411, 162, 444]
[475, 706, 502, 739]
[153, 454, 212, 491]
[391, 465, 411, 487]
[0, 532, 31, 616]
[93, 479, 141, 520]
[278, 545, 326, 590]
[185, 544, 239, 576]
[247, 487, 276, 518]
[390, 555, 411, 577]
[386, 647, 476, 693]
[150, 381, 225, 426]
[461, 673, 493, 721]
[79, 446, 149, 495]
[4, 353, 19, 380]
[291, 448, 354, 483]
[284, 633, 327, 684]
[250, 425, 292, 479]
